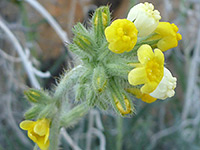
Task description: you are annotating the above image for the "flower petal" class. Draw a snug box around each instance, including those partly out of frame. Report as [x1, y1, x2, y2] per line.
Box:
[34, 119, 49, 136]
[128, 67, 147, 85]
[105, 19, 138, 53]
[137, 44, 154, 64]
[141, 82, 158, 94]
[20, 120, 35, 130]
[44, 127, 50, 144]
[157, 37, 178, 51]
[141, 94, 157, 103]
[127, 2, 161, 37]
[37, 136, 49, 150]
[150, 67, 177, 99]
[154, 48, 164, 64]
[153, 22, 182, 51]
[28, 131, 37, 143]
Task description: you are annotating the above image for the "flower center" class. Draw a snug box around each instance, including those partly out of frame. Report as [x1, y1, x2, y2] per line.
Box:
[145, 58, 163, 83]
[117, 24, 137, 42]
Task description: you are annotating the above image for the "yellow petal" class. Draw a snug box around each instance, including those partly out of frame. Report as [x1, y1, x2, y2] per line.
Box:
[141, 82, 158, 94]
[155, 22, 173, 36]
[44, 127, 50, 144]
[128, 67, 147, 85]
[153, 22, 182, 51]
[105, 19, 138, 53]
[28, 130, 37, 143]
[154, 49, 164, 64]
[126, 88, 157, 103]
[157, 37, 177, 51]
[137, 44, 154, 64]
[126, 88, 143, 99]
[37, 136, 49, 150]
[141, 94, 157, 103]
[34, 119, 49, 136]
[171, 23, 179, 32]
[177, 33, 182, 41]
[20, 120, 35, 130]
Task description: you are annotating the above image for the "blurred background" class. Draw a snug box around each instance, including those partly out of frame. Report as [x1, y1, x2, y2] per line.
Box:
[0, 0, 200, 149]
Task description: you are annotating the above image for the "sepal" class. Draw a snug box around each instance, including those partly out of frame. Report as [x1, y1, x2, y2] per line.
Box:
[60, 102, 89, 128]
[25, 105, 43, 119]
[24, 89, 52, 104]
[93, 6, 110, 46]
[92, 66, 108, 93]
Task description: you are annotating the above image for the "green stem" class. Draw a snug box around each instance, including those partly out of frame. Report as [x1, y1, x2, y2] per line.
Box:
[49, 104, 62, 150]
[48, 65, 85, 150]
[97, 42, 109, 61]
[54, 65, 84, 98]
[60, 102, 89, 127]
[116, 116, 123, 150]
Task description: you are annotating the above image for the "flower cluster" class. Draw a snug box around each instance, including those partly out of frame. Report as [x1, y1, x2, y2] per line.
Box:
[104, 2, 181, 104]
[68, 3, 182, 115]
[19, 3, 182, 149]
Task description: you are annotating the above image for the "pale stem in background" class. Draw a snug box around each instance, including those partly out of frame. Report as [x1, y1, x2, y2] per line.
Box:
[0, 48, 21, 62]
[86, 110, 105, 150]
[182, 25, 200, 120]
[1, 56, 32, 147]
[61, 128, 82, 150]
[0, 17, 40, 89]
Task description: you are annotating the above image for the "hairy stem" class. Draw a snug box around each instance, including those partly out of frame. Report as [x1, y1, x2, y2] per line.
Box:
[49, 65, 85, 150]
[116, 116, 123, 150]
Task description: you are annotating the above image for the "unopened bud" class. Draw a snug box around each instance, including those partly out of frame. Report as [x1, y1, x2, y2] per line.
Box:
[94, 12, 108, 27]
[115, 96, 132, 115]
[24, 89, 52, 104]
[92, 66, 107, 93]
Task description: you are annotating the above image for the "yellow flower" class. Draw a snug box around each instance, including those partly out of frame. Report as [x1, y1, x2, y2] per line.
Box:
[20, 118, 50, 150]
[152, 22, 182, 51]
[149, 67, 177, 99]
[114, 96, 132, 115]
[127, 2, 161, 37]
[127, 68, 177, 102]
[128, 44, 164, 94]
[126, 88, 157, 103]
[105, 19, 138, 54]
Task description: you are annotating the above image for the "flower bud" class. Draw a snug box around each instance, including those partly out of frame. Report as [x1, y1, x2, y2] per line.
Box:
[24, 89, 51, 104]
[93, 6, 110, 28]
[114, 96, 132, 115]
[112, 93, 133, 116]
[92, 66, 107, 93]
[150, 67, 177, 99]
[150, 22, 182, 51]
[94, 12, 108, 27]
[74, 34, 91, 50]
[127, 2, 161, 37]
